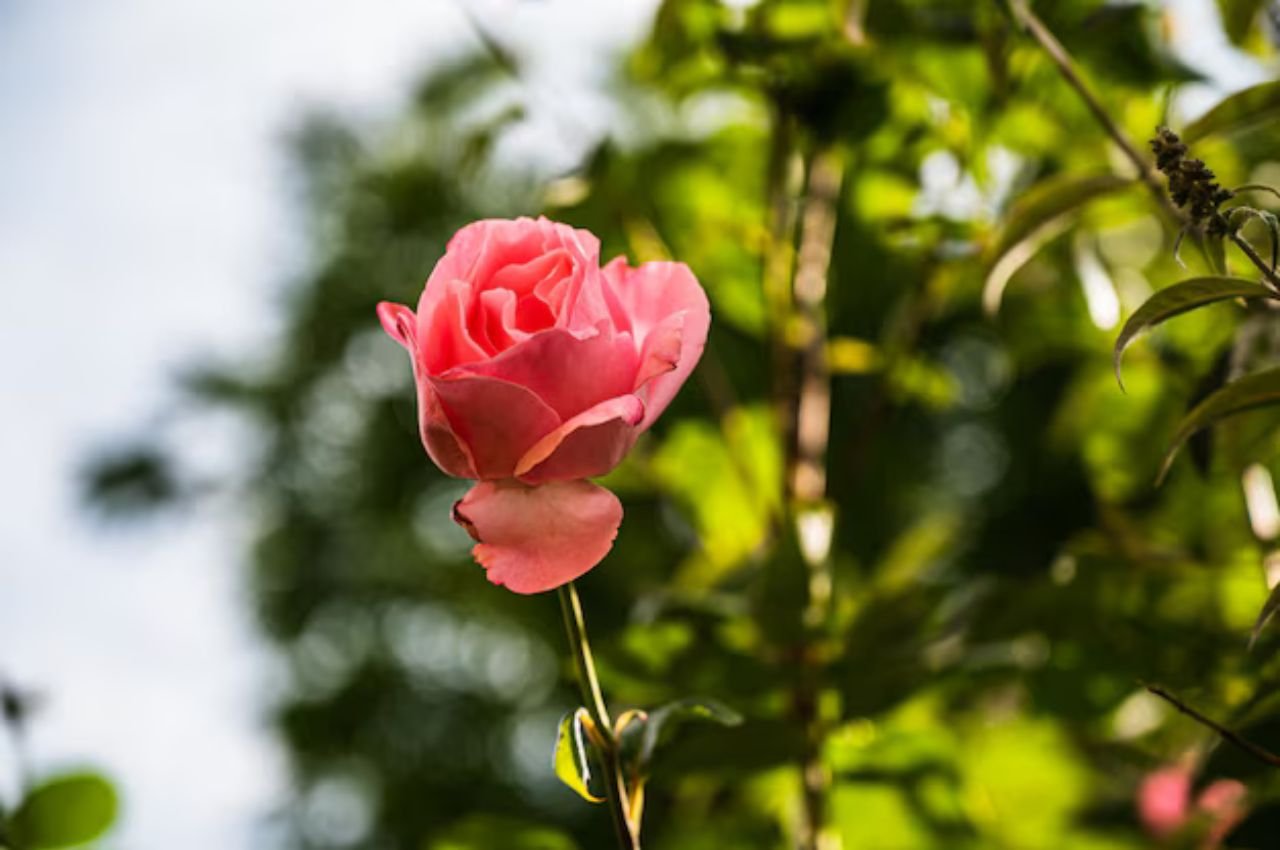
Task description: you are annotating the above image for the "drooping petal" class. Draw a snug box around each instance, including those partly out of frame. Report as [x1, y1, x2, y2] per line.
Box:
[429, 373, 561, 479]
[602, 259, 710, 430]
[454, 326, 639, 420]
[452, 479, 623, 594]
[516, 395, 644, 484]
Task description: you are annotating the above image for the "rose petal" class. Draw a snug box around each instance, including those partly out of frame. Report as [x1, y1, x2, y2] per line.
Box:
[429, 373, 561, 479]
[455, 326, 639, 420]
[634, 311, 683, 390]
[379, 301, 476, 477]
[516, 395, 644, 483]
[420, 279, 489, 373]
[452, 479, 623, 594]
[377, 301, 417, 351]
[418, 381, 477, 478]
[1138, 767, 1192, 838]
[602, 259, 710, 430]
[476, 288, 525, 353]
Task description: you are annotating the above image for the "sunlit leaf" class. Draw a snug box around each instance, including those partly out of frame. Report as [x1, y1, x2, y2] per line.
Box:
[1113, 276, 1274, 390]
[1250, 580, 1280, 649]
[651, 405, 782, 586]
[1183, 80, 1280, 143]
[983, 173, 1131, 313]
[11, 774, 118, 850]
[1159, 367, 1280, 482]
[552, 709, 604, 804]
[962, 718, 1087, 847]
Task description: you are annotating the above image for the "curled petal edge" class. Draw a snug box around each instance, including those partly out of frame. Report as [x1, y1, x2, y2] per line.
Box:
[515, 395, 645, 483]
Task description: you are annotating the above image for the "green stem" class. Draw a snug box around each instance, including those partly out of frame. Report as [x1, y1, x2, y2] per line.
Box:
[557, 582, 640, 850]
[1230, 231, 1280, 290]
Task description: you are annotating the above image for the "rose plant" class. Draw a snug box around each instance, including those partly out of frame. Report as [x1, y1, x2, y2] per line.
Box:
[377, 216, 709, 594]
[378, 216, 713, 848]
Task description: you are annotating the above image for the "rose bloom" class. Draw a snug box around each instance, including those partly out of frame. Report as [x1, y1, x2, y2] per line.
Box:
[378, 217, 709, 593]
[1138, 765, 1247, 848]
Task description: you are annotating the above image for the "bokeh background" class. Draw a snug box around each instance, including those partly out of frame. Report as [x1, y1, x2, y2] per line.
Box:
[3, 1, 1280, 848]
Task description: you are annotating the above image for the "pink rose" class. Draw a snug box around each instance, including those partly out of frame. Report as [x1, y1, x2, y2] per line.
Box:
[1138, 765, 1247, 848]
[377, 217, 710, 593]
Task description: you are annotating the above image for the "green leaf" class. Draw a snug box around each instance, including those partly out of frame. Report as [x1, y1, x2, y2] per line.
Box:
[1217, 0, 1266, 45]
[1113, 276, 1274, 390]
[983, 173, 1131, 313]
[1159, 367, 1280, 482]
[639, 698, 743, 766]
[11, 773, 118, 850]
[552, 709, 604, 804]
[1183, 81, 1280, 144]
[1251, 580, 1280, 649]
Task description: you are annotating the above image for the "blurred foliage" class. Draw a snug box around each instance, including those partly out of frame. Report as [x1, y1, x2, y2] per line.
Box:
[83, 0, 1280, 847]
[0, 682, 119, 850]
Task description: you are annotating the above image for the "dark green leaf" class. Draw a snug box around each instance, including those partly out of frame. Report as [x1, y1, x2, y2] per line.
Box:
[640, 698, 743, 766]
[1113, 276, 1274, 390]
[1250, 580, 1280, 649]
[1159, 367, 1280, 482]
[1217, 0, 1266, 45]
[1183, 81, 1280, 144]
[552, 709, 603, 804]
[11, 774, 118, 850]
[983, 173, 1131, 313]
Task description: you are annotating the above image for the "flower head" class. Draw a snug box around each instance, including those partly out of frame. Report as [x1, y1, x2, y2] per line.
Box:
[378, 217, 709, 593]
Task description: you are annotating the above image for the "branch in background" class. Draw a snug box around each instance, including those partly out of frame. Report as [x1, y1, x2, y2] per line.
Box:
[1232, 232, 1280, 289]
[791, 149, 841, 514]
[1007, 0, 1184, 226]
[1011, 2, 1280, 290]
[1144, 682, 1280, 770]
[788, 145, 844, 850]
[1151, 127, 1280, 289]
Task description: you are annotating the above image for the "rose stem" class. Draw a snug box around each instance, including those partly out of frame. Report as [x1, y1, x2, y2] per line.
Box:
[557, 581, 641, 850]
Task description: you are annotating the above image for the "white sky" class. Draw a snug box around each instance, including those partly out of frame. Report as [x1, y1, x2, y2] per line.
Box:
[0, 0, 1264, 848]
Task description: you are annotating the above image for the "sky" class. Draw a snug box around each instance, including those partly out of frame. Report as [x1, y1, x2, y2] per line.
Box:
[0, 1, 653, 847]
[0, 0, 1265, 848]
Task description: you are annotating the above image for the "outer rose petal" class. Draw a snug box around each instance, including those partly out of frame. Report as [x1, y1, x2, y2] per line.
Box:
[455, 326, 638, 420]
[602, 259, 710, 430]
[378, 301, 476, 477]
[377, 301, 417, 351]
[516, 395, 644, 484]
[452, 479, 623, 594]
[417, 381, 477, 478]
[429, 374, 561, 479]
